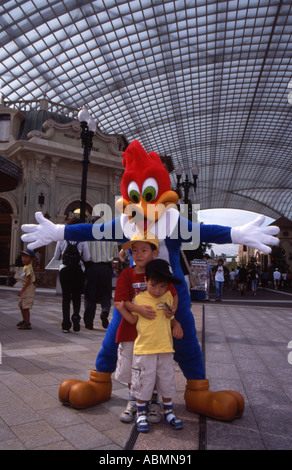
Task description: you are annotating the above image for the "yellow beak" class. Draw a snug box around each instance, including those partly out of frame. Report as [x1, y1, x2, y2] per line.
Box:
[116, 190, 179, 234]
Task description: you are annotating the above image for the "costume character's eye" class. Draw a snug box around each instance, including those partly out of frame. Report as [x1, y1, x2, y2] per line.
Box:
[127, 181, 140, 203]
[142, 178, 158, 202]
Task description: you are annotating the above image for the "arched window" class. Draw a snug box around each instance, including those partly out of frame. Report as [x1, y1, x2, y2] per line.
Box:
[65, 201, 92, 219]
[0, 114, 11, 142]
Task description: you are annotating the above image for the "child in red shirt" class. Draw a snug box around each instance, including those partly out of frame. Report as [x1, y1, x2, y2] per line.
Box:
[114, 232, 181, 424]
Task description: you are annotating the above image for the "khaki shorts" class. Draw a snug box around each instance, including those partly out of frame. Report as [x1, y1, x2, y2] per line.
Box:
[115, 342, 134, 384]
[131, 353, 176, 401]
[18, 283, 35, 309]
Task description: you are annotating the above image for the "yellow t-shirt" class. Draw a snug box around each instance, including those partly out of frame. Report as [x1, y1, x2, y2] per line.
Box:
[21, 263, 35, 286]
[133, 290, 174, 355]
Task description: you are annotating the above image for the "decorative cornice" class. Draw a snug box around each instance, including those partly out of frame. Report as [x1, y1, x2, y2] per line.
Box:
[27, 119, 80, 140]
[27, 118, 124, 157]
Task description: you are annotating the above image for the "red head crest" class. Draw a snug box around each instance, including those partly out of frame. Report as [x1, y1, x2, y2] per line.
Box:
[121, 140, 171, 201]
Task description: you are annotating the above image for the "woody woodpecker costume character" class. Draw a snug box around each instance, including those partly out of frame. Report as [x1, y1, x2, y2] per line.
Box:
[21, 140, 279, 420]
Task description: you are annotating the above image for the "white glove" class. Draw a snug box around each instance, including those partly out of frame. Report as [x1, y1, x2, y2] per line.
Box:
[21, 212, 65, 250]
[231, 215, 279, 254]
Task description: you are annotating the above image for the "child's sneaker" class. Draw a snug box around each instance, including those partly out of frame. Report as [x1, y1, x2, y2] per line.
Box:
[120, 400, 136, 423]
[147, 402, 161, 423]
[136, 412, 149, 433]
[164, 410, 183, 430]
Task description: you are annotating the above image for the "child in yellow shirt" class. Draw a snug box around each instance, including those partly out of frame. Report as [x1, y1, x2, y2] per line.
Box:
[17, 249, 36, 330]
[116, 258, 183, 433]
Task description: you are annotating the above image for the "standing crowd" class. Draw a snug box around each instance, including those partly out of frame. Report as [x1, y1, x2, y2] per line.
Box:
[208, 260, 291, 299]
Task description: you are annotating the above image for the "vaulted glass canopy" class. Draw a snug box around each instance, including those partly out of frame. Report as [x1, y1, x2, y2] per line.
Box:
[1, 0, 291, 220]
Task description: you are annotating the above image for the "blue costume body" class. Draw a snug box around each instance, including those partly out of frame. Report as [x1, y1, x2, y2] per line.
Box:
[21, 140, 279, 418]
[65, 215, 232, 381]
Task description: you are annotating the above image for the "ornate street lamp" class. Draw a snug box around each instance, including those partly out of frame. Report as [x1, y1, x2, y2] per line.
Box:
[175, 162, 199, 220]
[78, 106, 97, 223]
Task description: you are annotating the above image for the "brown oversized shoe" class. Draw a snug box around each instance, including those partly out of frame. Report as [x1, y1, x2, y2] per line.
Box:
[184, 379, 244, 421]
[58, 371, 112, 409]
[59, 379, 82, 404]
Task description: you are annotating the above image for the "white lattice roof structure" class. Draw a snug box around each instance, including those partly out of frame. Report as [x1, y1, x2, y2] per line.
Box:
[1, 0, 291, 219]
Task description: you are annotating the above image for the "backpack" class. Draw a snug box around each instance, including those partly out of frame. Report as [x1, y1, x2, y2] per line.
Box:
[62, 242, 81, 267]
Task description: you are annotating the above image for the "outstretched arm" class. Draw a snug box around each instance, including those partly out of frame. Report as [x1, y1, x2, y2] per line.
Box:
[198, 215, 279, 254]
[230, 215, 279, 254]
[21, 212, 125, 250]
[21, 212, 65, 250]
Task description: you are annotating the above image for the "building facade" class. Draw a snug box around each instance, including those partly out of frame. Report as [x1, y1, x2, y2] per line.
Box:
[0, 99, 128, 284]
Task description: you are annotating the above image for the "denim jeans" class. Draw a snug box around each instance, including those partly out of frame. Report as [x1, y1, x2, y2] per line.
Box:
[215, 281, 224, 299]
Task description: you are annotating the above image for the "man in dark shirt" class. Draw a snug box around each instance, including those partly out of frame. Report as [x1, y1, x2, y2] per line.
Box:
[238, 265, 249, 296]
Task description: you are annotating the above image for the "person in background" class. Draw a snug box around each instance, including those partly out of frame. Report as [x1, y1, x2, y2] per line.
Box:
[212, 259, 225, 301]
[17, 248, 36, 330]
[237, 265, 249, 296]
[229, 268, 237, 291]
[261, 270, 268, 288]
[54, 218, 90, 333]
[203, 255, 211, 300]
[84, 239, 119, 329]
[281, 271, 288, 288]
[273, 268, 281, 290]
[249, 268, 258, 296]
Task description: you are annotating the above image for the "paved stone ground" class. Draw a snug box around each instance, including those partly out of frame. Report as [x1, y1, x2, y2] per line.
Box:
[204, 301, 292, 450]
[1, 284, 292, 450]
[0, 287, 129, 450]
[0, 287, 202, 450]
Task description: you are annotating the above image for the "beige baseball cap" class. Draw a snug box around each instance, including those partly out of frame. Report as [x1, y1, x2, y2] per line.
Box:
[122, 231, 159, 251]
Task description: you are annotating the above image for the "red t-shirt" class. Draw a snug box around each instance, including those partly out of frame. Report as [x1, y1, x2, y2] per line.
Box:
[114, 266, 177, 343]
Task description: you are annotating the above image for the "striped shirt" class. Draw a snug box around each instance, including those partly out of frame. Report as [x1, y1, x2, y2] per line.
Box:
[88, 240, 119, 263]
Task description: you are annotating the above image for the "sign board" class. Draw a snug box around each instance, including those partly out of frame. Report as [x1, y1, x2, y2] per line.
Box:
[190, 259, 207, 300]
[45, 257, 62, 270]
[45, 257, 62, 294]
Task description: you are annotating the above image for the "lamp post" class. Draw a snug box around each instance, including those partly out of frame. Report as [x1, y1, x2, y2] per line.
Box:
[78, 106, 97, 223]
[175, 162, 199, 220]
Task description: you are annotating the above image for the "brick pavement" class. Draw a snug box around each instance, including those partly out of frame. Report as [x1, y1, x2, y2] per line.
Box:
[0, 287, 202, 450]
[0, 285, 291, 450]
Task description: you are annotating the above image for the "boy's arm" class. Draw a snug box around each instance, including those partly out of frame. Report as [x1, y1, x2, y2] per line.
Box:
[124, 300, 156, 320]
[171, 318, 183, 339]
[114, 301, 137, 325]
[163, 293, 178, 319]
[171, 293, 178, 315]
